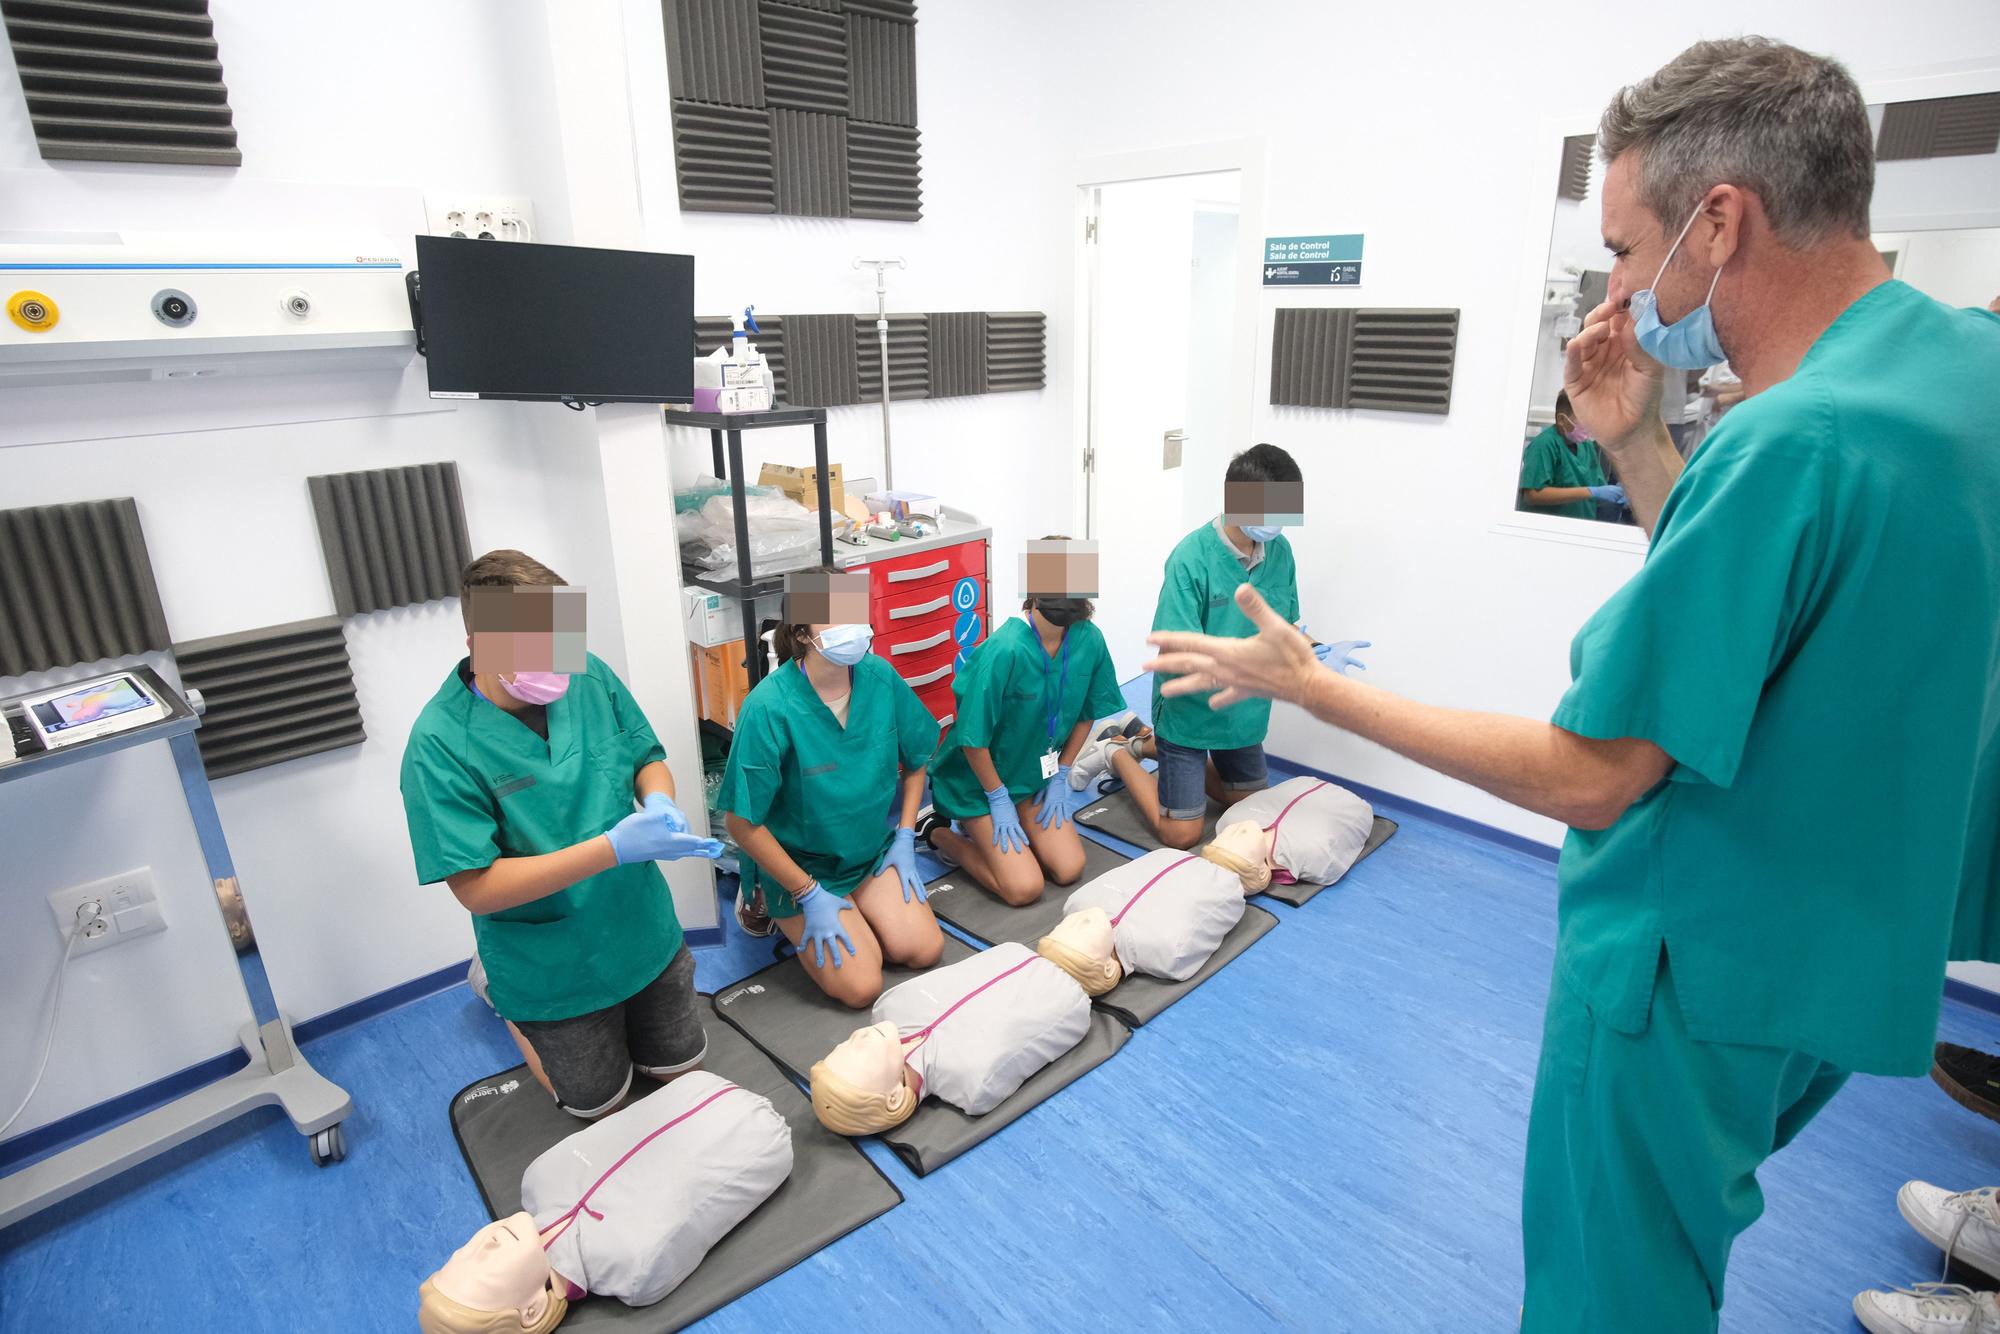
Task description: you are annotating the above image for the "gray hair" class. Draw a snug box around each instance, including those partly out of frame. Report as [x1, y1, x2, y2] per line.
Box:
[1599, 37, 1874, 247]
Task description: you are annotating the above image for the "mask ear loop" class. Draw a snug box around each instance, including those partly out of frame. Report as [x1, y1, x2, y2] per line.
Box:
[1654, 194, 1726, 296]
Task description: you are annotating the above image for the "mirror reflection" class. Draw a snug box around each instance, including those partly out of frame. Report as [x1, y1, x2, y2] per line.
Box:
[1518, 102, 2000, 527]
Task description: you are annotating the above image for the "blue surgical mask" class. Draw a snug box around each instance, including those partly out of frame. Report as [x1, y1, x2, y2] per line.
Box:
[813, 624, 873, 667]
[1629, 198, 1727, 370]
[1241, 524, 1282, 544]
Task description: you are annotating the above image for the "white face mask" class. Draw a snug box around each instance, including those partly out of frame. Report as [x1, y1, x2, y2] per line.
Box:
[813, 624, 874, 666]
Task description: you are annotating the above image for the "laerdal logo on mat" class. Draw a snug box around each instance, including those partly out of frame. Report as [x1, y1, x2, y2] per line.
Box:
[719, 984, 766, 1006]
[460, 1086, 498, 1104]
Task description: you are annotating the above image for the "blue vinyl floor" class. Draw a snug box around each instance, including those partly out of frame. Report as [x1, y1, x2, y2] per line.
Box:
[6, 687, 2000, 1331]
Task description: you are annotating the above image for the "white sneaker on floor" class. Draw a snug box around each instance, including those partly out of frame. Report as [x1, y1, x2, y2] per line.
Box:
[1902, 1182, 2000, 1279]
[1068, 715, 1141, 791]
[1854, 1283, 2000, 1333]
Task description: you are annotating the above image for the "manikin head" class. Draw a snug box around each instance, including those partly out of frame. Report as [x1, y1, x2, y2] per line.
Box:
[1036, 907, 1122, 995]
[1202, 819, 1275, 895]
[418, 1212, 568, 1334]
[810, 1020, 921, 1135]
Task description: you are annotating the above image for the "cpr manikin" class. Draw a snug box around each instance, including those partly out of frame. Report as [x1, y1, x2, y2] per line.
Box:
[810, 941, 1092, 1133]
[1038, 820, 1271, 988]
[1220, 776, 1376, 887]
[418, 1071, 792, 1330]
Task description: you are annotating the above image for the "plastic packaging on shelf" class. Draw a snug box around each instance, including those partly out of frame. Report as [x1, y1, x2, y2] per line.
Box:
[675, 476, 823, 579]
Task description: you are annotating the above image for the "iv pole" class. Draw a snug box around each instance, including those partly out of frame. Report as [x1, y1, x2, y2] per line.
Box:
[853, 256, 906, 491]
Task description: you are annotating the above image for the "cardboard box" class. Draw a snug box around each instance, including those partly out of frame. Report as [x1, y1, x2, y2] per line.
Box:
[691, 641, 752, 728]
[758, 462, 845, 514]
[683, 587, 746, 649]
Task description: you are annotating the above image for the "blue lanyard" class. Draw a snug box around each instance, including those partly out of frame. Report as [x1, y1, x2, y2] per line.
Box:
[1042, 628, 1069, 746]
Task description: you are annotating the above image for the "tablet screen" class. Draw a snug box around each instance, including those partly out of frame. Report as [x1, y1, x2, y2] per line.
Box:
[33, 677, 153, 733]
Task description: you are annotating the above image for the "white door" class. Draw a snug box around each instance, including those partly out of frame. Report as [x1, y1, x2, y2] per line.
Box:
[1083, 170, 1242, 681]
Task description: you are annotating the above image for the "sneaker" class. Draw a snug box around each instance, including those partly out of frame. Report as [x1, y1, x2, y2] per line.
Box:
[914, 807, 961, 870]
[466, 953, 493, 1010]
[735, 884, 775, 938]
[1854, 1283, 2000, 1333]
[1069, 717, 1138, 791]
[1901, 1183, 2000, 1281]
[1935, 1044, 2000, 1125]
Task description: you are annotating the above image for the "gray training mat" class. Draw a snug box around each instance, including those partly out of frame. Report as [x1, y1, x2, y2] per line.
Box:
[1074, 790, 1402, 907]
[710, 933, 1129, 1176]
[448, 1014, 901, 1332]
[1093, 902, 1281, 1029]
[926, 835, 1133, 947]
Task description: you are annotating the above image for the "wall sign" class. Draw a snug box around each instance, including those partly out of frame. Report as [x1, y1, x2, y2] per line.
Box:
[1262, 233, 1364, 287]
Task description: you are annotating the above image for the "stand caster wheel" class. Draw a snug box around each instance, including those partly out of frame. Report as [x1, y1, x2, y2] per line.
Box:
[310, 1123, 346, 1167]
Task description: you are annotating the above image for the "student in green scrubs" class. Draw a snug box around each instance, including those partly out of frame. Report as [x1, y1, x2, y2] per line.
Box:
[1144, 39, 2000, 1332]
[720, 570, 943, 1009]
[400, 550, 722, 1119]
[1093, 444, 1366, 850]
[1518, 390, 1625, 520]
[924, 538, 1127, 904]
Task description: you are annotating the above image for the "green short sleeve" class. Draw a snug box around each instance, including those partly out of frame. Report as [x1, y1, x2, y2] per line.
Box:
[400, 735, 501, 884]
[1519, 429, 1562, 490]
[889, 664, 942, 768]
[1553, 422, 1829, 789]
[1080, 629, 1126, 721]
[945, 636, 1004, 749]
[717, 693, 787, 826]
[1152, 551, 1205, 635]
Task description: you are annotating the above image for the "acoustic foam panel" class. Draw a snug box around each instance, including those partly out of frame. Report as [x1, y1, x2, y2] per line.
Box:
[843, 0, 915, 16]
[662, 0, 764, 107]
[855, 313, 929, 400]
[308, 462, 472, 618]
[1, 0, 241, 167]
[771, 107, 849, 216]
[1269, 308, 1459, 415]
[1558, 134, 1594, 202]
[0, 497, 171, 679]
[1876, 93, 2000, 161]
[172, 617, 363, 778]
[759, 0, 847, 114]
[846, 121, 922, 219]
[926, 312, 987, 399]
[779, 313, 860, 407]
[985, 312, 1047, 393]
[846, 12, 915, 126]
[671, 101, 777, 213]
[694, 314, 788, 402]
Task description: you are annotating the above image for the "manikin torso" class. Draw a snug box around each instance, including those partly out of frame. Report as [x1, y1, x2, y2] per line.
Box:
[1059, 820, 1268, 982]
[1220, 776, 1375, 886]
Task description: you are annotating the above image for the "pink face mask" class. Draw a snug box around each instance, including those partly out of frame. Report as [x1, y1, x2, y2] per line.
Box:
[500, 671, 570, 705]
[1562, 426, 1594, 446]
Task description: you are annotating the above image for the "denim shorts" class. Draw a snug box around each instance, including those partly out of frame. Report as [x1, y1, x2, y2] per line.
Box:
[511, 945, 706, 1116]
[1153, 735, 1268, 821]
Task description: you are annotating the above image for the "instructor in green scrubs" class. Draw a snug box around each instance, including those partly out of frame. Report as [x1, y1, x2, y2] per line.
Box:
[925, 538, 1126, 904]
[720, 569, 944, 1009]
[1144, 38, 2000, 1332]
[401, 550, 722, 1119]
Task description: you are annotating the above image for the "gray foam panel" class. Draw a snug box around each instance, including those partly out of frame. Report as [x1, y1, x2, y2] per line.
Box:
[172, 616, 363, 778]
[854, 313, 929, 400]
[926, 311, 987, 399]
[308, 461, 471, 618]
[0, 498, 171, 678]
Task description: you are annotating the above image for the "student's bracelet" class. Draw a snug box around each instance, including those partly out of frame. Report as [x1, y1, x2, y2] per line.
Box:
[793, 879, 821, 905]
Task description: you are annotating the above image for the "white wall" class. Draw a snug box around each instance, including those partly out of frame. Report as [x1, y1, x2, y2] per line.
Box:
[1025, 0, 2000, 846]
[1897, 227, 2000, 308]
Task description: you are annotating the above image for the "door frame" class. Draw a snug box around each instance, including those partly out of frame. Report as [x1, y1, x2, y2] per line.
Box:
[1068, 137, 1268, 541]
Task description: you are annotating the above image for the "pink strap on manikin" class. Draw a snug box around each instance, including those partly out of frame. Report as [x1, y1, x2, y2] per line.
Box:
[538, 1083, 745, 1249]
[1110, 855, 1198, 925]
[1261, 782, 1328, 885]
[901, 953, 1046, 1101]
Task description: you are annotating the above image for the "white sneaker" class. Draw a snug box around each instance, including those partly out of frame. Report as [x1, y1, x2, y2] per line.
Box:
[466, 953, 493, 1010]
[1068, 714, 1143, 791]
[1854, 1283, 2000, 1333]
[1902, 1182, 2000, 1280]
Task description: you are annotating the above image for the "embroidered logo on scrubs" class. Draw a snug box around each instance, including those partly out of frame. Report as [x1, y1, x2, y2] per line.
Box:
[1206, 593, 1232, 609]
[494, 773, 537, 798]
[803, 762, 838, 777]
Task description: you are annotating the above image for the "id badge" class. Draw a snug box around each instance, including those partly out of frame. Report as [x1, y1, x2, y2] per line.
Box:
[1040, 751, 1059, 780]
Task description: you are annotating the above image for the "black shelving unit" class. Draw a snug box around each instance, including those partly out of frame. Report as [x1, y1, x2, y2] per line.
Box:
[670, 406, 833, 687]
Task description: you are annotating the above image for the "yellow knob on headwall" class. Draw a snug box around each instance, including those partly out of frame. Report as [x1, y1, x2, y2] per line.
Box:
[7, 290, 59, 332]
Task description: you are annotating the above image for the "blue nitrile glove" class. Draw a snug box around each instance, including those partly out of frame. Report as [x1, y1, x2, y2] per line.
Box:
[1588, 484, 1628, 506]
[796, 883, 856, 969]
[1035, 768, 1072, 830]
[985, 784, 1030, 855]
[874, 827, 928, 904]
[606, 809, 723, 865]
[1309, 637, 1372, 675]
[642, 791, 690, 834]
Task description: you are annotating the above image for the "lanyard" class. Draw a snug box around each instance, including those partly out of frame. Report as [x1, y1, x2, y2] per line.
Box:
[1041, 627, 1070, 746]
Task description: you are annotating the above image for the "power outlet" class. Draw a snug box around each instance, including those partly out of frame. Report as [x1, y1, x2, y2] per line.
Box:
[423, 194, 537, 242]
[47, 867, 166, 956]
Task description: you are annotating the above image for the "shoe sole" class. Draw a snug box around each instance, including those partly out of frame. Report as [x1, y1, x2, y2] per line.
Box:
[1896, 1183, 2000, 1283]
[1850, 1294, 1899, 1334]
[1932, 1058, 2000, 1126]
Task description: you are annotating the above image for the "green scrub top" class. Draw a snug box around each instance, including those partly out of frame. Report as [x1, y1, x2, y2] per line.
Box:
[929, 615, 1128, 820]
[718, 653, 940, 912]
[1551, 281, 2000, 1077]
[1150, 522, 1301, 752]
[399, 653, 680, 1023]
[1518, 424, 1609, 520]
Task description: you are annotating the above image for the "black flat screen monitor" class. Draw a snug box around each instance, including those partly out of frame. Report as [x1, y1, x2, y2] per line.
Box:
[414, 236, 694, 404]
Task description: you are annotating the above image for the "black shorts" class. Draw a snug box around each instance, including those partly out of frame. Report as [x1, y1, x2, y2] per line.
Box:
[511, 945, 706, 1116]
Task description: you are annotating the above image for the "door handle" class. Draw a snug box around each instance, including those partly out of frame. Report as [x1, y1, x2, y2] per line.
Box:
[903, 664, 952, 687]
[889, 595, 951, 620]
[890, 630, 952, 655]
[886, 559, 949, 584]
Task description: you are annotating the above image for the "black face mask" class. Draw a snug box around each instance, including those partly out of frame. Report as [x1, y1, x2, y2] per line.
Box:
[1035, 598, 1091, 627]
